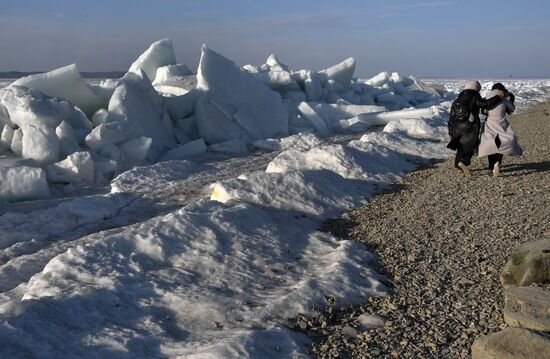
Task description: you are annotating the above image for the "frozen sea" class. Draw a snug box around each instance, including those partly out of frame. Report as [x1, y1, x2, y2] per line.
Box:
[1, 77, 550, 358]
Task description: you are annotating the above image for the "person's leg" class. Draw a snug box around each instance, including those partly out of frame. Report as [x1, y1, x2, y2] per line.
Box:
[492, 153, 504, 177]
[462, 151, 473, 166]
[456, 146, 471, 176]
[488, 154, 498, 170]
[455, 146, 463, 168]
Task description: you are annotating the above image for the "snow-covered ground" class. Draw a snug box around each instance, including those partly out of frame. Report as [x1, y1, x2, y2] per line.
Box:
[1, 39, 550, 358]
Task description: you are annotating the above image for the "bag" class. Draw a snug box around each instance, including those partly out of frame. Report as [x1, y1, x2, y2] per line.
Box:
[450, 94, 472, 123]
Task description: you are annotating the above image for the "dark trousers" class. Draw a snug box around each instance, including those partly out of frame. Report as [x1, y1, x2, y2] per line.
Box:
[453, 129, 478, 168]
[488, 154, 503, 170]
[487, 135, 503, 170]
[455, 146, 474, 167]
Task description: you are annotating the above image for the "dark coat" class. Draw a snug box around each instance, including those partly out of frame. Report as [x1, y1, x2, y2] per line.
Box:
[447, 89, 501, 152]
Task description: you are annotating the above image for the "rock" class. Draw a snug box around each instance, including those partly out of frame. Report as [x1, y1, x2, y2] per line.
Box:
[342, 325, 358, 338]
[472, 327, 550, 359]
[504, 286, 550, 331]
[501, 239, 550, 287]
[356, 313, 386, 329]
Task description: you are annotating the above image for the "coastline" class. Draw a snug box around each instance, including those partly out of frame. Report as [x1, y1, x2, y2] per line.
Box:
[299, 101, 550, 358]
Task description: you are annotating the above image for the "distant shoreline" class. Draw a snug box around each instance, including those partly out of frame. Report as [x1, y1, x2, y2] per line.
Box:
[0, 71, 125, 79]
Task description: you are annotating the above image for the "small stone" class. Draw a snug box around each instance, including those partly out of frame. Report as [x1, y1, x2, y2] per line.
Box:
[357, 313, 386, 330]
[342, 325, 358, 338]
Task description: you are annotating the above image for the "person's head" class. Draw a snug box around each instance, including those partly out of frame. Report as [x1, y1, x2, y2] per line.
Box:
[491, 83, 507, 92]
[464, 80, 481, 92]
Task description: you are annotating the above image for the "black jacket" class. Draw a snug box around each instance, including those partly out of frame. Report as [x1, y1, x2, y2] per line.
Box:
[448, 89, 501, 138]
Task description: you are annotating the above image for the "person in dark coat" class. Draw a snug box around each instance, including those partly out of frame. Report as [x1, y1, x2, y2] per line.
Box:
[447, 80, 503, 176]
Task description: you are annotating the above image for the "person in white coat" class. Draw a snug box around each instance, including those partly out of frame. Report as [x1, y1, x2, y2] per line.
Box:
[478, 83, 523, 176]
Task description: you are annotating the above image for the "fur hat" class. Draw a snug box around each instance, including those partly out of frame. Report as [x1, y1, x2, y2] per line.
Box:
[464, 80, 481, 92]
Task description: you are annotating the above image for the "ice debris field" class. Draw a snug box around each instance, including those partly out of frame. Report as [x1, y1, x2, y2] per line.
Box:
[1, 38, 550, 358]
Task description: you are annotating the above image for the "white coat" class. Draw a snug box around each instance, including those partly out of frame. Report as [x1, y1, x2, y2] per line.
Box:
[478, 89, 523, 157]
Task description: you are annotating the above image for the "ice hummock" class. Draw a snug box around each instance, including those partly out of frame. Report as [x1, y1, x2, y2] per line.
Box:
[195, 45, 289, 144]
[128, 38, 177, 83]
[0, 37, 456, 201]
[11, 64, 106, 118]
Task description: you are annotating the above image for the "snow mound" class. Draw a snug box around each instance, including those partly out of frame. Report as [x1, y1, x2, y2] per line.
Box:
[0, 199, 385, 357]
[211, 169, 367, 218]
[383, 118, 448, 141]
[111, 160, 208, 194]
[251, 132, 322, 152]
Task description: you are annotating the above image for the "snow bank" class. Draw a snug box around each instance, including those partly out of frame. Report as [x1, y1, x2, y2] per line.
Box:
[211, 170, 368, 218]
[110, 160, 208, 194]
[383, 118, 448, 141]
[0, 199, 385, 358]
[196, 45, 289, 144]
[0, 166, 49, 201]
[11, 64, 106, 117]
[251, 132, 322, 152]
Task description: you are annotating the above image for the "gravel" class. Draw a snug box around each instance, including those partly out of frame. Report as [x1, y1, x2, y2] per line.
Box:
[294, 101, 550, 358]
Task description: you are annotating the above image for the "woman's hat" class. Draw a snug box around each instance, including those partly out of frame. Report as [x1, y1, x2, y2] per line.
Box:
[464, 80, 481, 92]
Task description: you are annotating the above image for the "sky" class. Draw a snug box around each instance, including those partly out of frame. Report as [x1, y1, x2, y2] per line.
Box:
[0, 0, 549, 78]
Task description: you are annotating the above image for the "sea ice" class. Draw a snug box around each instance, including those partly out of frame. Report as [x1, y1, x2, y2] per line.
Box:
[153, 64, 193, 85]
[0, 125, 14, 151]
[159, 138, 207, 161]
[55, 121, 80, 158]
[11, 64, 106, 117]
[118, 136, 153, 166]
[106, 71, 176, 159]
[297, 102, 330, 136]
[195, 45, 289, 144]
[1, 86, 92, 129]
[46, 151, 94, 183]
[10, 128, 23, 155]
[319, 57, 356, 86]
[129, 38, 177, 83]
[0, 166, 49, 201]
[21, 124, 60, 165]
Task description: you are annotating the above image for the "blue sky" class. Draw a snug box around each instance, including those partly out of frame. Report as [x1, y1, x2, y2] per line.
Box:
[1, 0, 549, 77]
